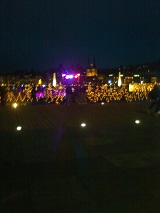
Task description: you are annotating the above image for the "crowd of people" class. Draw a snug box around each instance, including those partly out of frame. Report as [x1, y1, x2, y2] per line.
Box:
[0, 82, 159, 106]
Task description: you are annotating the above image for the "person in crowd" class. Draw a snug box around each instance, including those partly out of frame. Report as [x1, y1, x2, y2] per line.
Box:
[66, 85, 72, 105]
[31, 86, 36, 103]
[148, 84, 160, 114]
[0, 86, 6, 106]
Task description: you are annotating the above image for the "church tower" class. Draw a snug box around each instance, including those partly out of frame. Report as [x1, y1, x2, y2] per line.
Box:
[86, 57, 98, 77]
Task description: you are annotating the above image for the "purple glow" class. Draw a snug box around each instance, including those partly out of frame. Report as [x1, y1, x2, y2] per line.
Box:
[36, 92, 44, 98]
[74, 73, 80, 78]
[63, 73, 80, 80]
[65, 75, 73, 79]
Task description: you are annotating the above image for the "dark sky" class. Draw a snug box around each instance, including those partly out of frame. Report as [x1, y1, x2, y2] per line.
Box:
[0, 0, 160, 73]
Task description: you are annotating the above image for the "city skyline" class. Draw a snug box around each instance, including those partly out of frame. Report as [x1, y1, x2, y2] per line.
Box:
[0, 0, 160, 73]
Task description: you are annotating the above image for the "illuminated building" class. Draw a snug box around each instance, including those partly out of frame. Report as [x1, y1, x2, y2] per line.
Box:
[86, 57, 98, 77]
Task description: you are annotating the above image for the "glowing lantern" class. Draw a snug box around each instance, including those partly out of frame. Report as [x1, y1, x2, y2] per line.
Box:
[129, 84, 134, 92]
[38, 79, 42, 85]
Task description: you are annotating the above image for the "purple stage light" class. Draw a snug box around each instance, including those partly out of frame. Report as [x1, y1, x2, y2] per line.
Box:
[65, 75, 73, 79]
[36, 92, 44, 98]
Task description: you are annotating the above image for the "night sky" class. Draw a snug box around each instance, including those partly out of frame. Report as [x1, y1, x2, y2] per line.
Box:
[0, 0, 160, 73]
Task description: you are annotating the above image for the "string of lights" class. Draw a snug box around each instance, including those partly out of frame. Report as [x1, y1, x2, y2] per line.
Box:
[1, 83, 157, 105]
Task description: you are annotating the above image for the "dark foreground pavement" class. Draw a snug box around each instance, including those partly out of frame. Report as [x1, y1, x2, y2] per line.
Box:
[0, 102, 160, 212]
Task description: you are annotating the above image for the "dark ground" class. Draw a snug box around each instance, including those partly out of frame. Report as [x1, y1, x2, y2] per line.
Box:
[0, 102, 160, 212]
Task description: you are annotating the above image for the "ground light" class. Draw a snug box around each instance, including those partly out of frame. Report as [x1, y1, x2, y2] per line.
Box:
[81, 123, 86, 127]
[101, 102, 104, 105]
[135, 120, 140, 124]
[13, 103, 18, 108]
[16, 126, 22, 131]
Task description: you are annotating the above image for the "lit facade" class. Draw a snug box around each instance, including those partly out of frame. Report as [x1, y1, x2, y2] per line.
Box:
[86, 58, 98, 77]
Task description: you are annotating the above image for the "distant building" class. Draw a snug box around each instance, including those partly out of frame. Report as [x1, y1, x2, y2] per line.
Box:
[124, 76, 133, 84]
[0, 75, 6, 85]
[0, 74, 20, 85]
[86, 57, 98, 77]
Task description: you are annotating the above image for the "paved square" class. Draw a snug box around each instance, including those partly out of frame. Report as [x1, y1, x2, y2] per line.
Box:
[0, 102, 160, 212]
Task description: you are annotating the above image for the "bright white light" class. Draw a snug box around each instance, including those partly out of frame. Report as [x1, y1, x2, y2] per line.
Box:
[118, 72, 122, 87]
[13, 103, 18, 108]
[135, 120, 140, 124]
[101, 102, 104, 105]
[16, 126, 22, 131]
[81, 123, 86, 127]
[53, 73, 56, 86]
